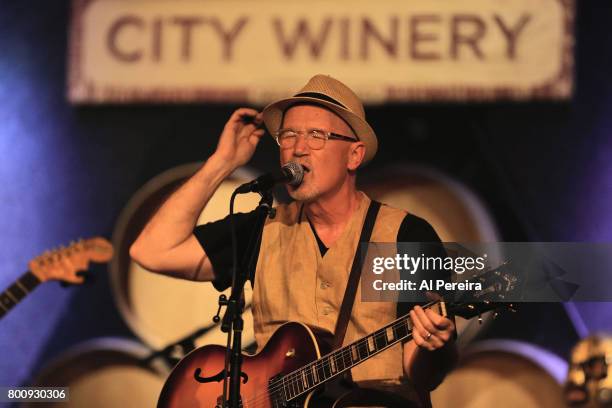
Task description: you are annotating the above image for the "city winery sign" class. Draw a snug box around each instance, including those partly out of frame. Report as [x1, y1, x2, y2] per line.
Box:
[68, 0, 575, 104]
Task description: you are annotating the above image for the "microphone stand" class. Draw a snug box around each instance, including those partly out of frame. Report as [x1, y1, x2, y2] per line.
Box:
[220, 188, 274, 408]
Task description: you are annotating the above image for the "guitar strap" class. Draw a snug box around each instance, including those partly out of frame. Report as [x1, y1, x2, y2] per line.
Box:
[332, 200, 381, 351]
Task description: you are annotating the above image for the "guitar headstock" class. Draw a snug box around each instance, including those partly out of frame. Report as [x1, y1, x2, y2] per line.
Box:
[28, 237, 114, 284]
[449, 262, 520, 319]
[449, 300, 517, 320]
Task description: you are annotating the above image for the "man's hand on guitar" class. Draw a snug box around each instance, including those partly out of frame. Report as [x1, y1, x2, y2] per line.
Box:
[410, 305, 455, 351]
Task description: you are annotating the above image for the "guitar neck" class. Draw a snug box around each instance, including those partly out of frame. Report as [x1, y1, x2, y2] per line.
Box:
[0, 271, 41, 319]
[279, 301, 446, 401]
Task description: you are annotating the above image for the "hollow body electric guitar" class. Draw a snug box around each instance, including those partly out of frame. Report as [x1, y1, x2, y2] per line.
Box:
[0, 237, 114, 319]
[158, 269, 516, 408]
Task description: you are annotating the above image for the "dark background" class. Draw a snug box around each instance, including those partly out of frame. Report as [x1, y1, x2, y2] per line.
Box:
[1, 0, 611, 390]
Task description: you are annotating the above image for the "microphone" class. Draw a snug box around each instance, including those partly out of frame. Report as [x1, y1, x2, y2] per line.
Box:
[235, 162, 304, 194]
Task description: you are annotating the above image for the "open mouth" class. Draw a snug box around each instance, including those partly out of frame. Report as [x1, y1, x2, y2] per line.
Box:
[301, 164, 311, 173]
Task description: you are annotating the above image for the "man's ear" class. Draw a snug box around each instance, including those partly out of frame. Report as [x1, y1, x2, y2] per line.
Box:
[347, 142, 366, 170]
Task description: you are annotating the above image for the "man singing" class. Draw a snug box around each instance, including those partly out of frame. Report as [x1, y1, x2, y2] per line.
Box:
[130, 74, 456, 407]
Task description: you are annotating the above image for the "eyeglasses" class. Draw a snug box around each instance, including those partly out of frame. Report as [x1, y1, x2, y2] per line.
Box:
[275, 128, 358, 150]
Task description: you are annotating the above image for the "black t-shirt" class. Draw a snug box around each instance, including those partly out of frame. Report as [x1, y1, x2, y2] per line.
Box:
[193, 208, 446, 318]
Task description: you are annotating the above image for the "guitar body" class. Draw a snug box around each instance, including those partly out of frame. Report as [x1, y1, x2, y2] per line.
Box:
[158, 322, 323, 408]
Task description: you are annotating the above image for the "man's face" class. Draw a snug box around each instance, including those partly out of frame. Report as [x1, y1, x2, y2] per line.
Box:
[279, 104, 359, 202]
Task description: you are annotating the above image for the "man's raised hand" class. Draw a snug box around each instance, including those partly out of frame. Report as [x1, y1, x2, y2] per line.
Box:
[214, 108, 266, 169]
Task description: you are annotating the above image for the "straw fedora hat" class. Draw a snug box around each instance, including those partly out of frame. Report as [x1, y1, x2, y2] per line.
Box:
[262, 74, 378, 165]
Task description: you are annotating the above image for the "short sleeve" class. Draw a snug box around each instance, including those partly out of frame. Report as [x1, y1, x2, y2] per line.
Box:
[395, 214, 448, 319]
[193, 210, 260, 291]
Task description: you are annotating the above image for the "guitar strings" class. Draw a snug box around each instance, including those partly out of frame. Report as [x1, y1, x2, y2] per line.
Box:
[241, 301, 439, 407]
[275, 319, 412, 398]
[270, 301, 441, 400]
[245, 323, 413, 408]
[243, 315, 420, 407]
[245, 302, 438, 407]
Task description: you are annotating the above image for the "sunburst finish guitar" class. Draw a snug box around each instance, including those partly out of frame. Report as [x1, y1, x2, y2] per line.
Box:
[0, 237, 114, 319]
[158, 268, 517, 408]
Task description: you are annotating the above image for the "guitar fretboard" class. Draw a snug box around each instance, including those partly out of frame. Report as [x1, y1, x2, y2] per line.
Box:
[0, 272, 41, 319]
[274, 301, 445, 402]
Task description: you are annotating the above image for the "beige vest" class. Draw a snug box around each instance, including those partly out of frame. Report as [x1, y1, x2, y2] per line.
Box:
[252, 193, 408, 383]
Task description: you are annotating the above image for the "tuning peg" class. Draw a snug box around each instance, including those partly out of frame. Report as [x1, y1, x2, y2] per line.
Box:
[478, 314, 483, 324]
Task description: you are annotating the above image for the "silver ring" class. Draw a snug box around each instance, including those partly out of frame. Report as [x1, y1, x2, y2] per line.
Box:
[425, 331, 432, 340]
